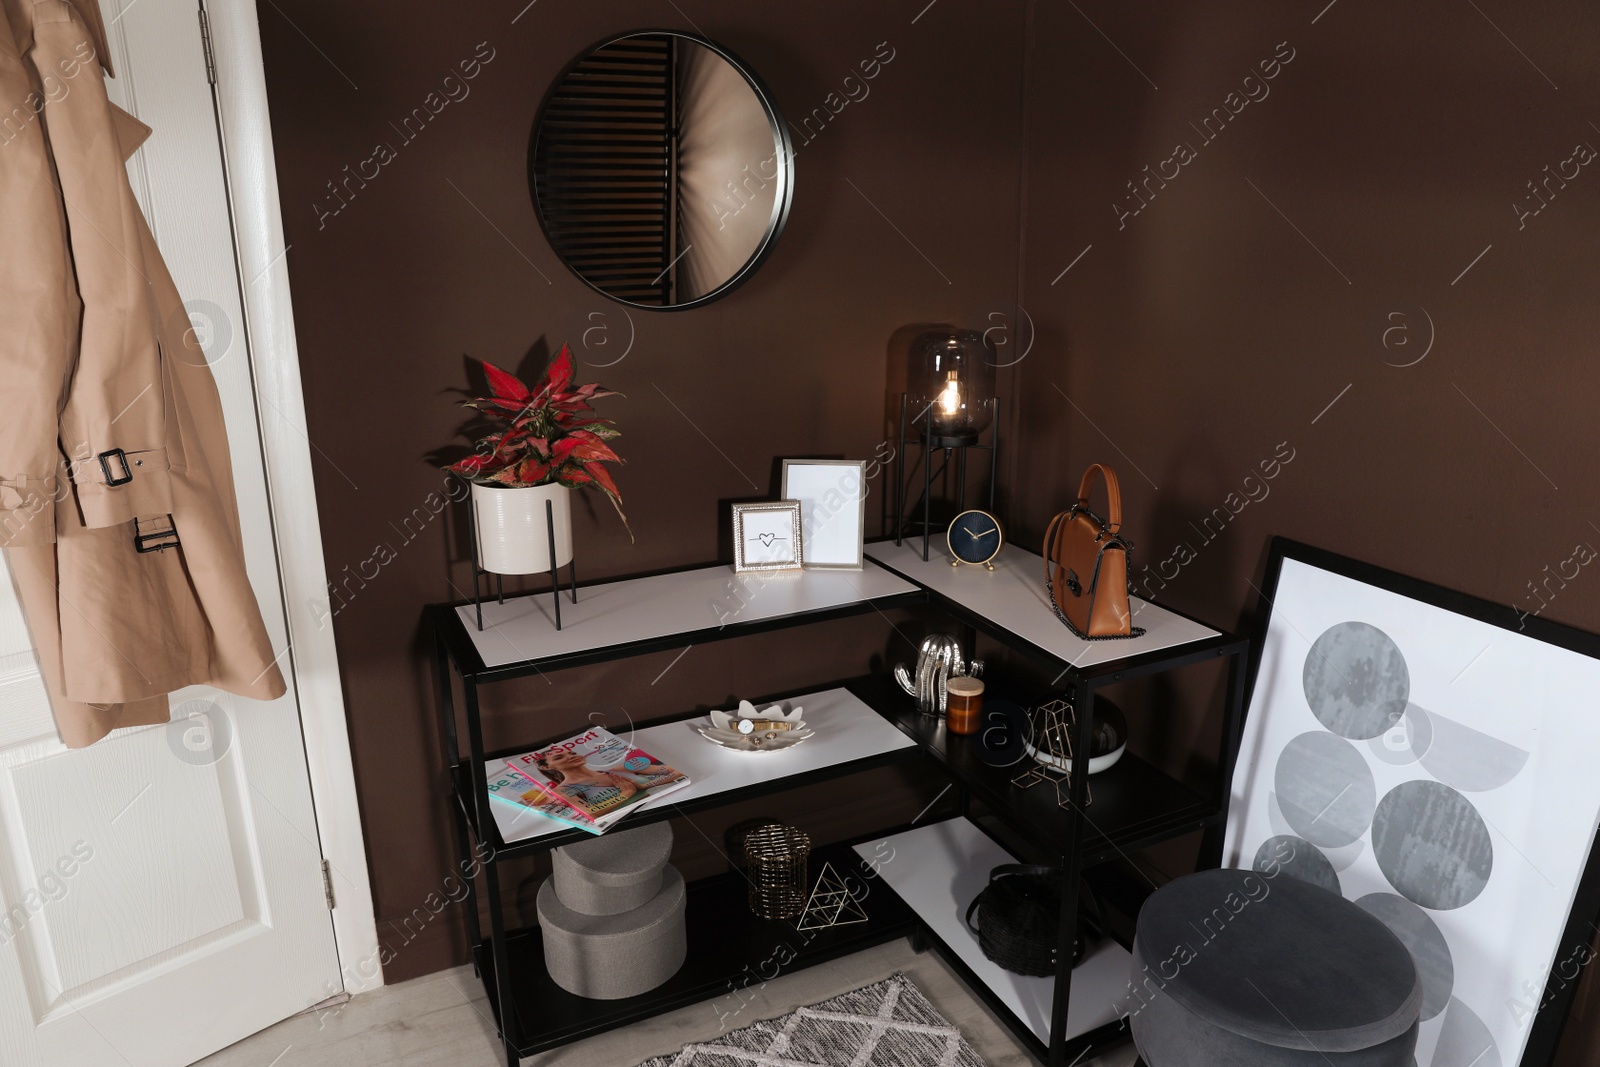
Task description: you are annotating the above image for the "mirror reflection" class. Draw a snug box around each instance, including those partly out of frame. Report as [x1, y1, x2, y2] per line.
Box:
[531, 32, 794, 310]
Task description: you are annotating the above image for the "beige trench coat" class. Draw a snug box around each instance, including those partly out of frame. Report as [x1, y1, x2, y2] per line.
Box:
[0, 0, 285, 747]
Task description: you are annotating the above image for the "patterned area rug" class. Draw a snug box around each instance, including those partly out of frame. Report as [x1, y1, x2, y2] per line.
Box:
[636, 972, 989, 1067]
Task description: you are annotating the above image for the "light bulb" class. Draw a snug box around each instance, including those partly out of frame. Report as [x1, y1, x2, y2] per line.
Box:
[939, 376, 961, 415]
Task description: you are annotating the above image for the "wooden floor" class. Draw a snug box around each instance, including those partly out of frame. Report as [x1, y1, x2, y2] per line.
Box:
[195, 939, 1140, 1067]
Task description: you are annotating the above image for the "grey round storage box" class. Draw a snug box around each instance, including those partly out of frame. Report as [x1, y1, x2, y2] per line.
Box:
[537, 863, 686, 1000]
[1131, 869, 1421, 1066]
[551, 821, 674, 916]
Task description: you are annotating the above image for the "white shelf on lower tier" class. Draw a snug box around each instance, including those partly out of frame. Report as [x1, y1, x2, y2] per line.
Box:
[485, 687, 916, 845]
[854, 817, 1132, 1045]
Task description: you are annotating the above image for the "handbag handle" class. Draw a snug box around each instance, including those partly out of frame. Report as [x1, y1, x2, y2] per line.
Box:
[965, 864, 1064, 933]
[1043, 462, 1123, 589]
[1042, 510, 1065, 569]
[963, 864, 1112, 939]
[1076, 463, 1122, 533]
[992, 863, 1064, 881]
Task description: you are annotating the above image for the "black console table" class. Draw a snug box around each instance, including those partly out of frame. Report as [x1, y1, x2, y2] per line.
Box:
[430, 541, 1248, 1067]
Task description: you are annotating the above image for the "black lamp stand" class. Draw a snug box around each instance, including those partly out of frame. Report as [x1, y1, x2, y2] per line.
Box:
[893, 393, 1000, 561]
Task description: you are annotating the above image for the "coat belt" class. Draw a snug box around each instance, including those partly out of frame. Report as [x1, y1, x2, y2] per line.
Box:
[65, 447, 176, 528]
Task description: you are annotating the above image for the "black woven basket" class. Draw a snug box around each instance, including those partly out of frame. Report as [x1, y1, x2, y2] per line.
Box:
[964, 864, 1103, 976]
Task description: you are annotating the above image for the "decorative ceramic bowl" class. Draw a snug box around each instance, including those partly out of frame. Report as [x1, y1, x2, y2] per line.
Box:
[707, 699, 806, 734]
[698, 699, 812, 753]
[694, 723, 815, 753]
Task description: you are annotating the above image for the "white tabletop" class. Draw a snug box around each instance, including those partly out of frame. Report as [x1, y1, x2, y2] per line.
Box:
[485, 687, 918, 844]
[457, 563, 918, 669]
[866, 540, 1218, 669]
[854, 817, 1131, 1042]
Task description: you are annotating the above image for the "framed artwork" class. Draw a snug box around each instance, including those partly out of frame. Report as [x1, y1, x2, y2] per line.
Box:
[780, 459, 866, 570]
[1225, 538, 1600, 1067]
[731, 501, 804, 573]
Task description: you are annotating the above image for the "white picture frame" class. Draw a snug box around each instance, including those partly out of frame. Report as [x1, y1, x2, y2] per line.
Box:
[781, 459, 866, 571]
[732, 501, 804, 572]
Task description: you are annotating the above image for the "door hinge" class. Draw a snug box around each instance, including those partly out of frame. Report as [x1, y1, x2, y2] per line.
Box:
[321, 859, 336, 910]
[198, 7, 218, 86]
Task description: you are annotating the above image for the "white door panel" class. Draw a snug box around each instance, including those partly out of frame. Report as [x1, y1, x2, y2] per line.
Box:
[0, 1, 344, 1064]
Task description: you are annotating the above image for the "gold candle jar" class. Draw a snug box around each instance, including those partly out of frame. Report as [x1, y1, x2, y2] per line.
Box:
[946, 676, 985, 736]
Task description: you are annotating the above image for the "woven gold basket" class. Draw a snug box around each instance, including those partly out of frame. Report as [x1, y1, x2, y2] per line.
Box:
[742, 824, 811, 920]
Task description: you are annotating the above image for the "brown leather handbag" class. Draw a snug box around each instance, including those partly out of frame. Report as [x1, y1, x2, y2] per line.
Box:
[1043, 464, 1145, 640]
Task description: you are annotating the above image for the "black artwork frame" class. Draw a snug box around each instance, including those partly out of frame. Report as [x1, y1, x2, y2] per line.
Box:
[1239, 537, 1600, 1067]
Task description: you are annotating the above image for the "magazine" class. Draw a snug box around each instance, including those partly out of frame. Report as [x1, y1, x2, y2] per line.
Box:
[488, 726, 690, 839]
[486, 764, 601, 835]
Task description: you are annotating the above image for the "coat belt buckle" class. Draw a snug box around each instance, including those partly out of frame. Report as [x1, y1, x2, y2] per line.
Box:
[134, 517, 181, 554]
[98, 449, 134, 487]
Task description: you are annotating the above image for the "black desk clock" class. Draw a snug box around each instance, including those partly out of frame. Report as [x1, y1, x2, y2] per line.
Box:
[947, 509, 1004, 569]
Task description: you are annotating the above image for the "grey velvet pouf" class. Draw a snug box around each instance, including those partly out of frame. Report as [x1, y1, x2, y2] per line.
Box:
[552, 821, 674, 916]
[1130, 869, 1421, 1066]
[538, 863, 686, 1000]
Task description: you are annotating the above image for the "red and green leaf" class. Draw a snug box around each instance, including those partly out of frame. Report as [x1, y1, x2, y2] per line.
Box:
[443, 348, 627, 539]
[514, 457, 551, 484]
[481, 360, 531, 403]
[543, 344, 575, 396]
[445, 453, 493, 477]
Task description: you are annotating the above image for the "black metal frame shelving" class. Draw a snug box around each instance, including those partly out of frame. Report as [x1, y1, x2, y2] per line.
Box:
[859, 543, 1251, 1066]
[430, 548, 1249, 1067]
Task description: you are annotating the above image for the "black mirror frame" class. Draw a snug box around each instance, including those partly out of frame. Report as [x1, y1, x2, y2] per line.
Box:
[528, 30, 795, 312]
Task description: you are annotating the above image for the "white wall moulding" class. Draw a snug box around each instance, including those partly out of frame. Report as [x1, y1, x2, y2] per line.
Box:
[206, 0, 381, 994]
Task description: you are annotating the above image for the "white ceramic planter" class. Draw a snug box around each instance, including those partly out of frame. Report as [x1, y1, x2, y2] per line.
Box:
[471, 481, 574, 575]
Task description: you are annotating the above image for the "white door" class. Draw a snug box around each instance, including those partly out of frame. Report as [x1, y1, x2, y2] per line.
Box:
[0, 2, 344, 1064]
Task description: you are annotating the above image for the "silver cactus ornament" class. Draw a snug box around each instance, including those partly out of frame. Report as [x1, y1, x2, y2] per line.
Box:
[893, 634, 984, 715]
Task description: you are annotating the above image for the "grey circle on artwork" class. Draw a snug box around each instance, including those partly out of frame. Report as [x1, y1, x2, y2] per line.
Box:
[1254, 835, 1341, 896]
[1372, 780, 1493, 910]
[1368, 703, 1433, 766]
[1303, 622, 1411, 740]
[1274, 731, 1377, 848]
[1434, 996, 1501, 1067]
[1357, 893, 1455, 1021]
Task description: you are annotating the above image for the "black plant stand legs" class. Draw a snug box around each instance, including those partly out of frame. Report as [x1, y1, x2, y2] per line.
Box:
[469, 496, 578, 632]
[546, 500, 563, 630]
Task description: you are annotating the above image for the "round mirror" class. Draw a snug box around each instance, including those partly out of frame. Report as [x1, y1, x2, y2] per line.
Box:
[530, 32, 794, 310]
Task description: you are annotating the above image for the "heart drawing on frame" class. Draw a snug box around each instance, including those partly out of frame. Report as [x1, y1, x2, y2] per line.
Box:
[731, 499, 803, 573]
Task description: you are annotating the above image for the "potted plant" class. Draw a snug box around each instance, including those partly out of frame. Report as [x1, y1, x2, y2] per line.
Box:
[445, 344, 630, 575]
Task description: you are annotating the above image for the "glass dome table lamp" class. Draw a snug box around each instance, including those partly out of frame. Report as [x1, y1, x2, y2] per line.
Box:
[907, 329, 996, 448]
[895, 327, 1000, 560]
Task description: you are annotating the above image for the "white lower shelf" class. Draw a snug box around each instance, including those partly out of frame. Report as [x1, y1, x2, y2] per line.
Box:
[485, 687, 916, 844]
[854, 818, 1131, 1045]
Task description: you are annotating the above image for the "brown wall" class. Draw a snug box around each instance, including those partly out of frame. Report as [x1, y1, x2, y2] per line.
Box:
[260, 0, 1600, 1051]
[1018, 0, 1600, 635]
[1014, 0, 1600, 1059]
[257, 0, 1027, 984]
